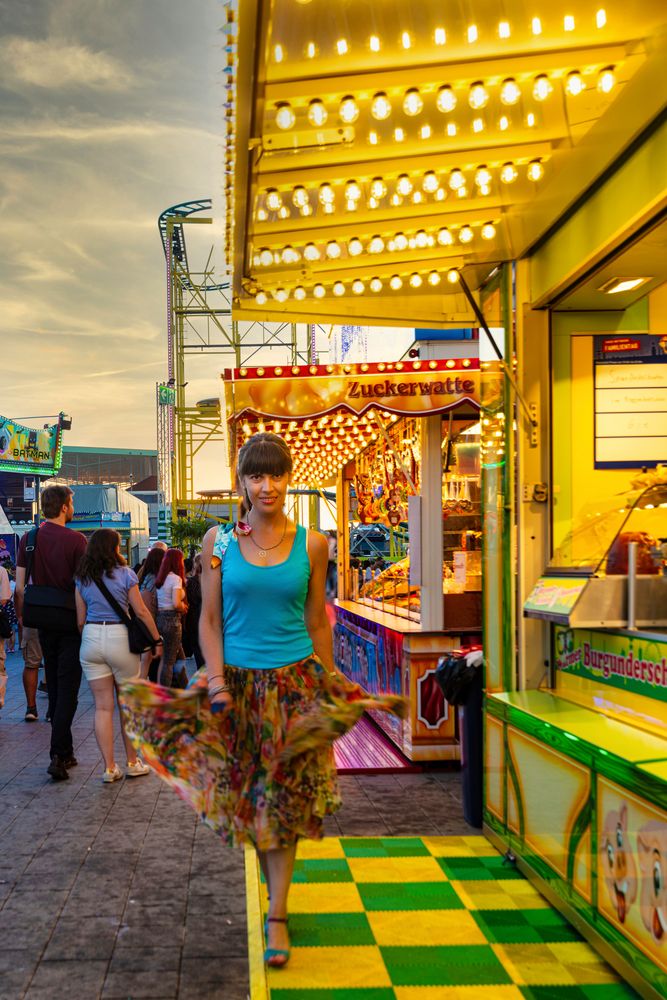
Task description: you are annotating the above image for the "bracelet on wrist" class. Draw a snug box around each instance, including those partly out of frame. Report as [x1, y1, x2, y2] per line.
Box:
[209, 684, 230, 698]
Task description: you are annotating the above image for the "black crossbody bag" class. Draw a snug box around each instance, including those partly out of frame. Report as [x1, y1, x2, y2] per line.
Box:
[22, 527, 78, 633]
[93, 576, 158, 655]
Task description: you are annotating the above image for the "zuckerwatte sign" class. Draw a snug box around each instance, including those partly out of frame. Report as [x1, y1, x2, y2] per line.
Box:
[0, 415, 64, 476]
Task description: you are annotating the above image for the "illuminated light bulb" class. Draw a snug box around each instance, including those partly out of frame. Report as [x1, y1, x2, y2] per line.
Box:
[408, 237, 417, 250]
[304, 242, 320, 261]
[259, 248, 274, 266]
[409, 273, 423, 288]
[345, 180, 362, 203]
[447, 268, 460, 283]
[369, 34, 380, 52]
[403, 88, 423, 116]
[598, 66, 615, 93]
[597, 9, 607, 28]
[532, 17, 542, 35]
[369, 235, 385, 253]
[313, 283, 325, 298]
[498, 20, 511, 38]
[411, 191, 422, 205]
[273, 252, 282, 264]
[368, 130, 379, 145]
[275, 103, 295, 129]
[333, 281, 345, 296]
[449, 168, 465, 190]
[294, 286, 306, 301]
[394, 232, 408, 250]
[527, 159, 544, 181]
[256, 207, 268, 221]
[436, 85, 457, 113]
[371, 92, 392, 120]
[319, 182, 335, 205]
[274, 287, 289, 302]
[368, 196, 379, 209]
[347, 237, 363, 256]
[352, 279, 365, 294]
[336, 38, 348, 55]
[266, 188, 283, 211]
[526, 112, 536, 127]
[278, 206, 290, 219]
[420, 124, 431, 139]
[435, 188, 446, 201]
[423, 171, 439, 193]
[475, 166, 492, 188]
[255, 291, 267, 305]
[326, 240, 342, 259]
[472, 116, 485, 133]
[565, 71, 585, 96]
[469, 81, 489, 109]
[478, 183, 491, 196]
[415, 230, 429, 248]
[389, 274, 403, 290]
[457, 184, 468, 198]
[390, 193, 402, 206]
[467, 24, 478, 43]
[446, 122, 458, 136]
[459, 225, 474, 243]
[428, 270, 441, 286]
[401, 31, 412, 49]
[273, 44, 285, 63]
[533, 74, 552, 101]
[292, 185, 309, 208]
[481, 222, 496, 240]
[307, 99, 327, 126]
[305, 41, 317, 59]
[437, 227, 453, 246]
[434, 27, 446, 45]
[282, 245, 300, 264]
[339, 95, 359, 123]
[396, 174, 413, 196]
[391, 127, 405, 144]
[564, 15, 575, 31]
[370, 277, 383, 292]
[252, 253, 261, 267]
[496, 115, 509, 132]
[500, 161, 517, 183]
[500, 78, 521, 106]
[370, 177, 387, 199]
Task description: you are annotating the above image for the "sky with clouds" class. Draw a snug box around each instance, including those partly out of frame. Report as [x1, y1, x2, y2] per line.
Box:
[0, 0, 224, 478]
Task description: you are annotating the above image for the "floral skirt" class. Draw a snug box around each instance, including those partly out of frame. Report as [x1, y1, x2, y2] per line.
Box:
[119, 656, 407, 850]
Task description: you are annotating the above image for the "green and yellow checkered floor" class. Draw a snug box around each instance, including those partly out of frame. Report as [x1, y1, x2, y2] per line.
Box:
[245, 836, 639, 1000]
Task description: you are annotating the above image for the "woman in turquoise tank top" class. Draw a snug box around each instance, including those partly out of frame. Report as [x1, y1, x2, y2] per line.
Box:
[120, 433, 406, 969]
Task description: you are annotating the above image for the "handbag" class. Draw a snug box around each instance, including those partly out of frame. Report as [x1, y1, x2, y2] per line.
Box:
[0, 606, 12, 639]
[435, 650, 481, 706]
[93, 576, 158, 654]
[22, 528, 78, 633]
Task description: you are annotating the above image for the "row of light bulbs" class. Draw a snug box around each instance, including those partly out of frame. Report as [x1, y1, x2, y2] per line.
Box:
[273, 68, 614, 132]
[273, 10, 609, 62]
[256, 160, 542, 221]
[253, 222, 497, 269]
[254, 268, 461, 304]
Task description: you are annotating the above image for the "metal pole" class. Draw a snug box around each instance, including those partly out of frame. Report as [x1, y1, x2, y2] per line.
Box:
[34, 476, 41, 527]
[627, 541, 638, 630]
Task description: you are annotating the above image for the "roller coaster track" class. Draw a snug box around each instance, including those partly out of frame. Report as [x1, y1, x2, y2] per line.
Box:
[157, 199, 231, 295]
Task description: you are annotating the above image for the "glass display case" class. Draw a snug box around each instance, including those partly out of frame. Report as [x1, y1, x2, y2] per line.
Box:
[525, 484, 667, 627]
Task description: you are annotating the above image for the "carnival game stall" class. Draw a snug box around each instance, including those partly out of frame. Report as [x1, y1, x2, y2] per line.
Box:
[223, 357, 483, 762]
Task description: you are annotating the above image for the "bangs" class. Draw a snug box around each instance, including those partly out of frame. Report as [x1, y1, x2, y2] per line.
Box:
[237, 436, 292, 477]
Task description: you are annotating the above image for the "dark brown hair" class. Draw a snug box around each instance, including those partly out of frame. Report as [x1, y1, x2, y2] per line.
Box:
[76, 529, 125, 584]
[155, 548, 186, 588]
[41, 485, 73, 520]
[137, 546, 165, 584]
[236, 433, 292, 517]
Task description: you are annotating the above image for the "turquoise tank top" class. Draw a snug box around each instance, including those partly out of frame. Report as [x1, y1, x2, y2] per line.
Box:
[221, 524, 314, 670]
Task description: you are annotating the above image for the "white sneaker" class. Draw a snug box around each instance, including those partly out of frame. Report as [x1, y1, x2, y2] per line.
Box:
[102, 763, 123, 783]
[126, 758, 150, 778]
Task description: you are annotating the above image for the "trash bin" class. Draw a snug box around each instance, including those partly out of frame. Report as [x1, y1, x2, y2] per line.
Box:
[435, 647, 484, 828]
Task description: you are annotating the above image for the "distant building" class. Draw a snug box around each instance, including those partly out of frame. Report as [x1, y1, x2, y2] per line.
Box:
[59, 446, 157, 486]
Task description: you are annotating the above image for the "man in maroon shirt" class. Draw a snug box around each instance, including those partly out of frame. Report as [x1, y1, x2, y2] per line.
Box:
[15, 486, 87, 781]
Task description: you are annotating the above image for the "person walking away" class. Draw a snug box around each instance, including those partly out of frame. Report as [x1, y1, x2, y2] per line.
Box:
[14, 486, 87, 780]
[137, 547, 165, 682]
[183, 553, 204, 668]
[75, 529, 160, 782]
[119, 433, 407, 969]
[154, 548, 187, 687]
[0, 562, 11, 711]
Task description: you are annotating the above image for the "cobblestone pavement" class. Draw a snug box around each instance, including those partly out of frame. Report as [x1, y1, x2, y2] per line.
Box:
[0, 649, 475, 1000]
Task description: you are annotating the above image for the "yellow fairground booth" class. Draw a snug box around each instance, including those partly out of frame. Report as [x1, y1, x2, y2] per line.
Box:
[222, 0, 667, 994]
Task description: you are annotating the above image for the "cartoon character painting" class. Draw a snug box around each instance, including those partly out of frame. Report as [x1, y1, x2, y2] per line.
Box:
[601, 803, 638, 923]
[638, 820, 667, 944]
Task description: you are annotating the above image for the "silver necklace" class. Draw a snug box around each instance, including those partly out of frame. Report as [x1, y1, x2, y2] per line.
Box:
[247, 515, 287, 558]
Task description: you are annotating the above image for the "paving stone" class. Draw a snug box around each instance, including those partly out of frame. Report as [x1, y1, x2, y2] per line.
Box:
[44, 915, 120, 961]
[26, 958, 108, 996]
[102, 968, 179, 998]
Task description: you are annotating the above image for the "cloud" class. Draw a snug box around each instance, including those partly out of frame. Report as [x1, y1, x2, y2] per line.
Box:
[0, 35, 133, 90]
[0, 118, 218, 144]
[15, 251, 75, 283]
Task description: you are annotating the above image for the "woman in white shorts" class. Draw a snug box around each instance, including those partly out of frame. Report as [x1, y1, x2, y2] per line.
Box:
[75, 529, 162, 783]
